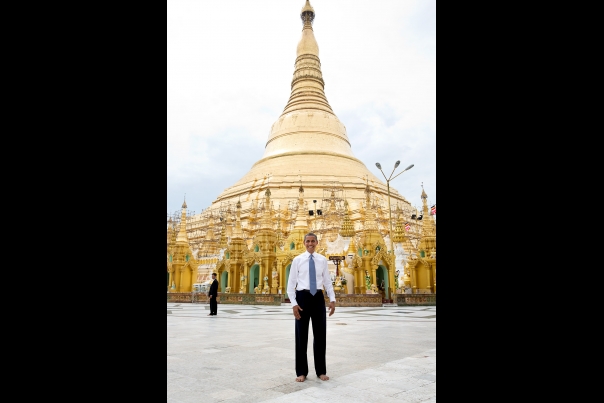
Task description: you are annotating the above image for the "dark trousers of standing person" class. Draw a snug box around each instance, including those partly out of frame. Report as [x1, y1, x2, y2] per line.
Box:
[210, 296, 217, 315]
[295, 289, 326, 377]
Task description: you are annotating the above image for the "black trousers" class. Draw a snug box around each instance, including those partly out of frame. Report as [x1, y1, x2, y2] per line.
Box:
[295, 290, 327, 377]
[210, 296, 217, 315]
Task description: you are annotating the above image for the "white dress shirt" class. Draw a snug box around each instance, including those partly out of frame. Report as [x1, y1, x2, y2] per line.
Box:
[287, 251, 336, 307]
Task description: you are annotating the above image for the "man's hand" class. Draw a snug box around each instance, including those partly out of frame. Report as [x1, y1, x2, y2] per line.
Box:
[293, 305, 303, 320]
[328, 301, 335, 316]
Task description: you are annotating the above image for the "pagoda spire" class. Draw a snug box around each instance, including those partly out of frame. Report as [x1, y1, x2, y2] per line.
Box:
[339, 200, 355, 238]
[218, 225, 228, 249]
[420, 185, 434, 234]
[418, 187, 436, 256]
[176, 198, 189, 243]
[362, 184, 378, 231]
[293, 184, 310, 230]
[281, 0, 333, 116]
[211, 0, 412, 219]
[259, 188, 274, 230]
[232, 199, 244, 239]
[301, 0, 315, 24]
[205, 213, 215, 242]
[346, 235, 357, 256]
[392, 203, 417, 258]
[391, 204, 406, 244]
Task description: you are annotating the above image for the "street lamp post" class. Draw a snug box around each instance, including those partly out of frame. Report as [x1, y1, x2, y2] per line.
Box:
[375, 161, 414, 295]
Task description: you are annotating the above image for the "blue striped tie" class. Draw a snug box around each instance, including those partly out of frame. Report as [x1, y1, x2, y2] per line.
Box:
[309, 254, 317, 295]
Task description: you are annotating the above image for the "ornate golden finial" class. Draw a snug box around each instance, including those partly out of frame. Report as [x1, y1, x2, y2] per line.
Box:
[301, 0, 315, 25]
[236, 199, 241, 209]
[265, 187, 271, 198]
[421, 183, 428, 200]
[302, 0, 314, 11]
[181, 194, 187, 209]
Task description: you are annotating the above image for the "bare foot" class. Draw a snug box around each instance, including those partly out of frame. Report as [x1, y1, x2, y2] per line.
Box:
[319, 374, 330, 381]
[295, 375, 306, 382]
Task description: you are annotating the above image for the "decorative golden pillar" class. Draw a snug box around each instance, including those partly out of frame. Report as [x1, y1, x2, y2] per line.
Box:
[176, 269, 183, 292]
[425, 263, 433, 293]
[354, 268, 364, 294]
[411, 267, 417, 293]
[238, 269, 244, 294]
[278, 260, 285, 295]
[228, 265, 233, 291]
[371, 267, 377, 293]
[362, 255, 372, 292]
[266, 259, 272, 293]
[235, 266, 241, 293]
[272, 260, 281, 294]
[259, 262, 267, 293]
[388, 258, 396, 299]
[168, 270, 173, 292]
[427, 263, 435, 294]
[245, 263, 250, 292]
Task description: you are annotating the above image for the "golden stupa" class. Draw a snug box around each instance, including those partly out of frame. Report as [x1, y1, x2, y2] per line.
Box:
[210, 0, 409, 213]
[167, 1, 436, 305]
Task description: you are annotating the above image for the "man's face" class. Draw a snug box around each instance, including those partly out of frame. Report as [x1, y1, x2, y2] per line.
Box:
[212, 275, 216, 280]
[304, 235, 317, 254]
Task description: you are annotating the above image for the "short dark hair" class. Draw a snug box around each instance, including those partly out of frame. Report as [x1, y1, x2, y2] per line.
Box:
[211, 272, 217, 276]
[304, 232, 318, 242]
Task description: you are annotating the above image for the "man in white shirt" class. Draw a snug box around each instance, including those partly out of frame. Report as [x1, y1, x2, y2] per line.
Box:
[287, 232, 336, 382]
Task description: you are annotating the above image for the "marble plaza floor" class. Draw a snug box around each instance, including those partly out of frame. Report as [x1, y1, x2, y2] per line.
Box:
[167, 303, 436, 403]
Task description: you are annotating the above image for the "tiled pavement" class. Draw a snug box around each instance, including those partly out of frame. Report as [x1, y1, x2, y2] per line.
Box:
[168, 303, 436, 402]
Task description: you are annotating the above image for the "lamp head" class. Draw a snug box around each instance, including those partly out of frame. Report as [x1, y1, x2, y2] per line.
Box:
[394, 160, 400, 168]
[375, 162, 382, 169]
[404, 164, 414, 171]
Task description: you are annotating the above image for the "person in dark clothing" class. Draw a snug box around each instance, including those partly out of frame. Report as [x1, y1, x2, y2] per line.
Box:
[208, 273, 218, 316]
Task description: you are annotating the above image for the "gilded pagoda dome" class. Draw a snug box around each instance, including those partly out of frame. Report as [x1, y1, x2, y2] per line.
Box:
[210, 0, 409, 213]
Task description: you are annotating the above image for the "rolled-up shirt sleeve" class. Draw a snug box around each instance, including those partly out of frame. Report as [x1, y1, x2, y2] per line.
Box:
[321, 257, 336, 303]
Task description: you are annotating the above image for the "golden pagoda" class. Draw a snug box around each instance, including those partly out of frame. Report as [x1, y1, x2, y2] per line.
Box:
[207, 0, 411, 215]
[167, 1, 435, 304]
[167, 199, 198, 293]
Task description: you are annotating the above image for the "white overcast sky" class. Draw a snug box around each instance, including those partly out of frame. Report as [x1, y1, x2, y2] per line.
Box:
[167, 0, 436, 217]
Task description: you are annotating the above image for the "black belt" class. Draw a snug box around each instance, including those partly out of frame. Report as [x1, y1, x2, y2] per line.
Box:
[298, 289, 323, 293]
